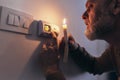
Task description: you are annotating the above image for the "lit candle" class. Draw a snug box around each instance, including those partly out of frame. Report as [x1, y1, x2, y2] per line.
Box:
[62, 18, 69, 63]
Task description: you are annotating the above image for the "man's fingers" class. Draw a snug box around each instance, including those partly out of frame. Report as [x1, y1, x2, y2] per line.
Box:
[68, 35, 75, 41]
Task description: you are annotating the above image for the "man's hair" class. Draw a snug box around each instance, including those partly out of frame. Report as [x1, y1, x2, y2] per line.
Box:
[104, 0, 113, 6]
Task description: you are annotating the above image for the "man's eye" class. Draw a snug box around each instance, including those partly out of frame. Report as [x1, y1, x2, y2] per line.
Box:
[87, 4, 93, 12]
[89, 4, 93, 9]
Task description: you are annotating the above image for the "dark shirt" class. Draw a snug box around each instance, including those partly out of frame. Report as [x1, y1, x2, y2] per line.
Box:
[46, 45, 120, 80]
[70, 45, 120, 76]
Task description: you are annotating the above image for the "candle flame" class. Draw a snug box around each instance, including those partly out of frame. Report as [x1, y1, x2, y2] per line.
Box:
[63, 18, 67, 29]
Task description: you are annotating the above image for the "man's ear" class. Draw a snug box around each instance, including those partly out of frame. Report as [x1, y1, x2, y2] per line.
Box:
[113, 0, 120, 15]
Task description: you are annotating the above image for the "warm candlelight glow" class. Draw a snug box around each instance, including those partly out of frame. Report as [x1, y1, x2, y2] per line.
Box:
[63, 18, 66, 24]
[63, 18, 67, 29]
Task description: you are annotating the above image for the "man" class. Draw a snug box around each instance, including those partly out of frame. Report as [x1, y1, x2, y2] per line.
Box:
[60, 0, 120, 79]
[40, 0, 120, 79]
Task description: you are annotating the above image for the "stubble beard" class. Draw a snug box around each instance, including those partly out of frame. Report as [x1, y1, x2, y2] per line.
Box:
[85, 12, 115, 41]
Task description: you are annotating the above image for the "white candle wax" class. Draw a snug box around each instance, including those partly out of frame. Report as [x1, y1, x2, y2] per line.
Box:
[62, 18, 69, 63]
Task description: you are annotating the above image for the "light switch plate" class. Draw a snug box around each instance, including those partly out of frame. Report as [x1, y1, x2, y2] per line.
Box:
[0, 6, 33, 34]
[7, 14, 14, 25]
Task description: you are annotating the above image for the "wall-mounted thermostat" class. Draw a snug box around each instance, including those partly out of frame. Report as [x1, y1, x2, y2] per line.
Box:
[37, 20, 60, 37]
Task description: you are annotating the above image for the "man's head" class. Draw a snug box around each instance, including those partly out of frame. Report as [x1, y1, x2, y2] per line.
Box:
[82, 0, 120, 40]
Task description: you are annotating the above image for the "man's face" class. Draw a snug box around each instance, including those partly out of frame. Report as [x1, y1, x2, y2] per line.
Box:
[82, 0, 116, 40]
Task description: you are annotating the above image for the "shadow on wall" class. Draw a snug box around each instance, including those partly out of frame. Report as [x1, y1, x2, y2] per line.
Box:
[18, 41, 45, 80]
[18, 20, 45, 80]
[18, 20, 84, 80]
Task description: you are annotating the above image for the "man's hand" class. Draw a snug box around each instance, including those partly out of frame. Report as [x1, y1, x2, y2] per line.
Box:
[68, 35, 79, 51]
[59, 35, 79, 55]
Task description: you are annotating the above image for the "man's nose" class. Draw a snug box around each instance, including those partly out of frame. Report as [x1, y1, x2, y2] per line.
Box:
[82, 11, 88, 19]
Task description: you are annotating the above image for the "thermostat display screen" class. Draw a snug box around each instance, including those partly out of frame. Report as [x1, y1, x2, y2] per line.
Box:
[43, 24, 51, 33]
